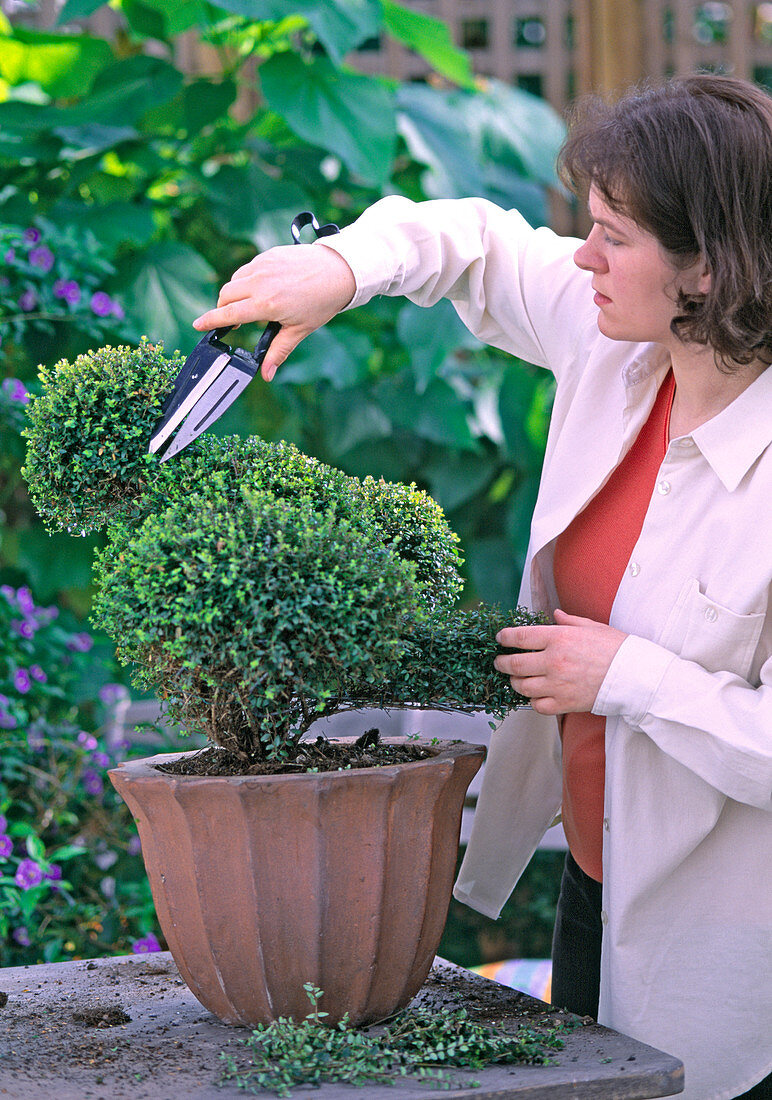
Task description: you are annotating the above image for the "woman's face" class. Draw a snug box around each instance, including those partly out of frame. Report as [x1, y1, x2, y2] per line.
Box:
[573, 186, 708, 348]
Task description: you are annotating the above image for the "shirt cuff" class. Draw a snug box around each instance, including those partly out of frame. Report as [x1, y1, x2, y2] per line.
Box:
[592, 634, 677, 726]
[317, 230, 403, 311]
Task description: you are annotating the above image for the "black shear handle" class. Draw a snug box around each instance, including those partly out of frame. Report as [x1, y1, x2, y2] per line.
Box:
[209, 211, 340, 371]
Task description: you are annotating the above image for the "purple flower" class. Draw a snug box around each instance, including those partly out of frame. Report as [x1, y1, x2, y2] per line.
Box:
[128, 835, 142, 856]
[1, 584, 15, 602]
[77, 732, 98, 750]
[53, 278, 81, 305]
[4, 248, 15, 263]
[16, 587, 35, 615]
[81, 768, 104, 796]
[29, 664, 47, 684]
[0, 709, 17, 730]
[15, 858, 43, 890]
[99, 683, 129, 706]
[13, 669, 31, 694]
[90, 291, 113, 317]
[12, 927, 31, 947]
[92, 751, 111, 769]
[29, 246, 54, 273]
[67, 632, 94, 653]
[43, 864, 62, 891]
[18, 289, 37, 312]
[0, 814, 6, 832]
[23, 228, 40, 244]
[0, 835, 13, 859]
[132, 933, 161, 954]
[1, 379, 30, 406]
[11, 619, 35, 640]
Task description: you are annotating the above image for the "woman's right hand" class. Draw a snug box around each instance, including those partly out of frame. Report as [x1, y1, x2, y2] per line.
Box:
[192, 243, 356, 381]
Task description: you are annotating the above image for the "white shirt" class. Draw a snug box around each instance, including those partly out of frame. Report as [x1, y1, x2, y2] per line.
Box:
[324, 195, 772, 1100]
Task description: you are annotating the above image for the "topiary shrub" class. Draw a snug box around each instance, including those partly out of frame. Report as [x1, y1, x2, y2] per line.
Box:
[24, 341, 537, 763]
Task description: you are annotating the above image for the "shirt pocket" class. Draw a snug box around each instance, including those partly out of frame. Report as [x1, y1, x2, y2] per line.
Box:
[658, 577, 765, 680]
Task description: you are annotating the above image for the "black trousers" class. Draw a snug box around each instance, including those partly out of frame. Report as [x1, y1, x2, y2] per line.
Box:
[550, 850, 772, 1100]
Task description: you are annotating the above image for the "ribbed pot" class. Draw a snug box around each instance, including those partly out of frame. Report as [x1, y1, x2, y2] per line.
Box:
[109, 737, 484, 1027]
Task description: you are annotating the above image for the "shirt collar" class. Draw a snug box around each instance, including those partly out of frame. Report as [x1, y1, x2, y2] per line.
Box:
[621, 346, 772, 492]
[691, 366, 772, 492]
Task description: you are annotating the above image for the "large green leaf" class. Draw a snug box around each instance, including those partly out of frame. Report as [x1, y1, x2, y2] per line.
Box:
[397, 80, 565, 224]
[62, 56, 184, 129]
[212, 0, 382, 62]
[277, 326, 373, 390]
[204, 162, 310, 249]
[382, 1, 474, 89]
[396, 299, 479, 394]
[50, 200, 156, 255]
[422, 449, 497, 512]
[259, 52, 396, 186]
[118, 242, 216, 355]
[56, 0, 109, 24]
[0, 29, 112, 97]
[377, 375, 477, 450]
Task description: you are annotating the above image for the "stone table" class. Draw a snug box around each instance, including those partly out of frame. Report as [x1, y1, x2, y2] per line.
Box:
[0, 953, 683, 1099]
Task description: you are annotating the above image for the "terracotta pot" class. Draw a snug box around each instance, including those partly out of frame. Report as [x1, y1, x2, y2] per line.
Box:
[108, 737, 484, 1027]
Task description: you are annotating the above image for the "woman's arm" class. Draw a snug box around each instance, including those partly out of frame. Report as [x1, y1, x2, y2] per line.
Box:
[194, 195, 591, 381]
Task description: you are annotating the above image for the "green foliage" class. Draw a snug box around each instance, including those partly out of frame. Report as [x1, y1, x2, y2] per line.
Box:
[23, 340, 182, 535]
[220, 982, 565, 1096]
[0, 582, 160, 964]
[92, 484, 423, 756]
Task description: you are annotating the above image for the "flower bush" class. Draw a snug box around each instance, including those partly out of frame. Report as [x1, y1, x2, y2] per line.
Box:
[0, 582, 160, 965]
[0, 220, 124, 359]
[24, 341, 538, 762]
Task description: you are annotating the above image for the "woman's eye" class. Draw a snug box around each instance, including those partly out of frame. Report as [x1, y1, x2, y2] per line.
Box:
[603, 233, 621, 246]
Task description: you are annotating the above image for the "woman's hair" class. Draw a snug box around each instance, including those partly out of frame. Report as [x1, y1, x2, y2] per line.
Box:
[558, 74, 772, 370]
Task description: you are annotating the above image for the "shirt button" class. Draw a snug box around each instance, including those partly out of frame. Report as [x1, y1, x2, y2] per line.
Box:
[657, 480, 671, 495]
[704, 606, 718, 623]
[601, 909, 609, 926]
[603, 817, 610, 831]
[629, 561, 641, 577]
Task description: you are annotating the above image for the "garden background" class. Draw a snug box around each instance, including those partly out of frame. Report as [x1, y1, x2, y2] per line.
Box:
[4, 0, 764, 976]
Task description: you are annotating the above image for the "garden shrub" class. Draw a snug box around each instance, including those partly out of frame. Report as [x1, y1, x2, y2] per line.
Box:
[24, 341, 536, 762]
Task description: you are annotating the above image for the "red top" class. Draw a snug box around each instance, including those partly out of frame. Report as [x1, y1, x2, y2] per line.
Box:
[552, 370, 675, 882]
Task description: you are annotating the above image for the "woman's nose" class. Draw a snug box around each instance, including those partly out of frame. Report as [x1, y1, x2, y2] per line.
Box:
[574, 228, 607, 273]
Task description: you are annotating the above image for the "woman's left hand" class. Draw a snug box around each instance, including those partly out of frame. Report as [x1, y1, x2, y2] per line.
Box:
[494, 609, 628, 715]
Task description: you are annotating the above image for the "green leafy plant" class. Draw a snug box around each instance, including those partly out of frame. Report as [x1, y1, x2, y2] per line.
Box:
[23, 339, 537, 761]
[219, 982, 566, 1096]
[0, 581, 160, 964]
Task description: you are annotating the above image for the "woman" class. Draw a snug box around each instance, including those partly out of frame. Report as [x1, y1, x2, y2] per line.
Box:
[194, 75, 772, 1100]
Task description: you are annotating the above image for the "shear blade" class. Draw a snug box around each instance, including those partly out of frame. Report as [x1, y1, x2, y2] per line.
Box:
[148, 352, 231, 456]
[157, 360, 254, 462]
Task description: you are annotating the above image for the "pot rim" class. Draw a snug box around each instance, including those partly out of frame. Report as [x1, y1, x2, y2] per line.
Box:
[108, 736, 485, 785]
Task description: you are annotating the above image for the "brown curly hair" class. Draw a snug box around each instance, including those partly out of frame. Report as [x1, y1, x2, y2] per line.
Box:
[558, 75, 772, 371]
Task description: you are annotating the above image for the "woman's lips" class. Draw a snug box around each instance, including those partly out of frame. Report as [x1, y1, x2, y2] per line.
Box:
[594, 290, 612, 306]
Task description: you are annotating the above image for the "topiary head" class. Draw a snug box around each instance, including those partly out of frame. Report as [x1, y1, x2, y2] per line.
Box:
[22, 339, 183, 535]
[93, 484, 422, 758]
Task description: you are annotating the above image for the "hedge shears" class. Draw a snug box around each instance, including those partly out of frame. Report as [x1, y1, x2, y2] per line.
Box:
[148, 212, 339, 463]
